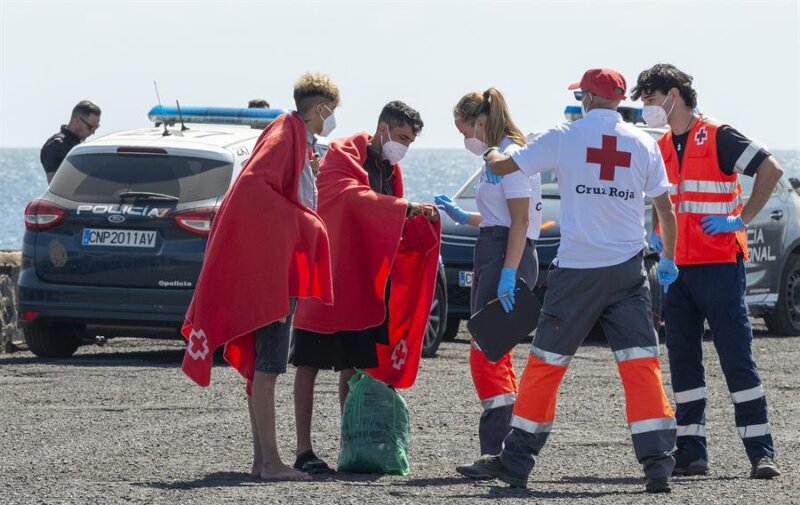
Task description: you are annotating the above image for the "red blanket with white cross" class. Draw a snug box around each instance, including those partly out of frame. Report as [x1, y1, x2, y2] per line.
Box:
[293, 132, 440, 389]
[180, 112, 333, 388]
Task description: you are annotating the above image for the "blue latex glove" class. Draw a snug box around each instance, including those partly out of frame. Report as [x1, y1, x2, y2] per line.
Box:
[497, 267, 517, 313]
[484, 161, 503, 185]
[700, 215, 745, 235]
[433, 194, 470, 224]
[649, 230, 663, 253]
[657, 256, 679, 293]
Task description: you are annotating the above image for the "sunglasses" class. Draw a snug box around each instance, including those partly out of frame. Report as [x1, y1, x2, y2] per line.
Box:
[79, 117, 100, 131]
[573, 90, 587, 101]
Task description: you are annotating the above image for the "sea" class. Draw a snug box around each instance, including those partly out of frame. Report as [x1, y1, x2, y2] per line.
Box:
[1, 147, 798, 251]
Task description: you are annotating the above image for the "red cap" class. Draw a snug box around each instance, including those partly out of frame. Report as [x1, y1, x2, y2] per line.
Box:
[568, 68, 627, 100]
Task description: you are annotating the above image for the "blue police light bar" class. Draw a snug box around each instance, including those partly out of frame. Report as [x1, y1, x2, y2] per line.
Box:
[564, 105, 583, 121]
[563, 105, 644, 124]
[147, 105, 289, 128]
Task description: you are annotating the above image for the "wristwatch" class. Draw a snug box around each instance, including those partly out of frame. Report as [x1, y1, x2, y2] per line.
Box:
[482, 146, 499, 162]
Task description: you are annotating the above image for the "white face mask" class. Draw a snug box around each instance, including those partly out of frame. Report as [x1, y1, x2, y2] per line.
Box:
[642, 94, 675, 128]
[319, 105, 337, 137]
[382, 128, 408, 164]
[464, 123, 488, 156]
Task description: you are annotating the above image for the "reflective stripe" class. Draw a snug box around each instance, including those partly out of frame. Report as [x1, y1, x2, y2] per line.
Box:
[531, 346, 572, 367]
[510, 415, 552, 434]
[731, 384, 765, 404]
[481, 392, 516, 410]
[630, 417, 676, 434]
[680, 180, 738, 194]
[678, 200, 738, 215]
[734, 142, 763, 174]
[677, 424, 706, 437]
[738, 423, 771, 438]
[614, 346, 659, 362]
[674, 386, 707, 404]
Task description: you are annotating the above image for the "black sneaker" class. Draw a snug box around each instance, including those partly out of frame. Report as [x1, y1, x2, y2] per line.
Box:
[672, 449, 708, 476]
[470, 455, 529, 488]
[750, 457, 780, 479]
[645, 476, 672, 494]
[456, 462, 492, 480]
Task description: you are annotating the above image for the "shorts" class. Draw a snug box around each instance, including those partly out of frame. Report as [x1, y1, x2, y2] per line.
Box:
[290, 327, 384, 372]
[253, 302, 295, 374]
[290, 283, 391, 372]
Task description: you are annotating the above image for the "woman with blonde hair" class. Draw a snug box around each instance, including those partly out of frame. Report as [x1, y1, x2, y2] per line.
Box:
[434, 88, 542, 479]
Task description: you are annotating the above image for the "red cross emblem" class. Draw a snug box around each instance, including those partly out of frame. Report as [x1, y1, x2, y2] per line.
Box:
[586, 135, 631, 181]
[694, 126, 708, 145]
[187, 329, 210, 361]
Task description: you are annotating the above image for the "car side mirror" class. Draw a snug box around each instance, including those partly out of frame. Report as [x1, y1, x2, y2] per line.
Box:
[788, 177, 800, 195]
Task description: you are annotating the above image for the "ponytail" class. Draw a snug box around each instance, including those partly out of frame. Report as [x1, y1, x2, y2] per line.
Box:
[453, 88, 526, 148]
[484, 88, 527, 148]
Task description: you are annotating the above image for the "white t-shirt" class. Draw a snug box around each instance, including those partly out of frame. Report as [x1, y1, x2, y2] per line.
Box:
[475, 137, 542, 240]
[510, 108, 670, 269]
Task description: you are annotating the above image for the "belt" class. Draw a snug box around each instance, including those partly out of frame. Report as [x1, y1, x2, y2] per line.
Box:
[479, 226, 535, 247]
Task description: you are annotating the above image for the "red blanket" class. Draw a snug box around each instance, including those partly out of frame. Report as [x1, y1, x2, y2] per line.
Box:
[293, 132, 441, 389]
[181, 112, 333, 387]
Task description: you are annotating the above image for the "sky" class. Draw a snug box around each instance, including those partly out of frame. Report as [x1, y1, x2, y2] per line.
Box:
[1, 0, 798, 150]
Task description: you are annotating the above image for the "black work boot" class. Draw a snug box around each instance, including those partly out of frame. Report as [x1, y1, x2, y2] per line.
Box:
[672, 448, 709, 476]
[645, 476, 672, 494]
[469, 455, 529, 488]
[750, 457, 780, 479]
[456, 462, 492, 480]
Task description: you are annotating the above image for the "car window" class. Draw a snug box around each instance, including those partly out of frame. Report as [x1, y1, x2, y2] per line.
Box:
[50, 153, 233, 203]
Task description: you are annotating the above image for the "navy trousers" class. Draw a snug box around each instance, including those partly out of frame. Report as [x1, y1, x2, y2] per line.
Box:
[664, 256, 774, 463]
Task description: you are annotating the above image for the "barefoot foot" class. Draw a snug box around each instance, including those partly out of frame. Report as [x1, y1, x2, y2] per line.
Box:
[261, 462, 312, 481]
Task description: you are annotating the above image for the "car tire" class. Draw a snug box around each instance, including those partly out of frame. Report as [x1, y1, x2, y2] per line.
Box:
[764, 254, 800, 336]
[644, 255, 663, 331]
[422, 281, 446, 358]
[24, 322, 81, 358]
[443, 315, 461, 341]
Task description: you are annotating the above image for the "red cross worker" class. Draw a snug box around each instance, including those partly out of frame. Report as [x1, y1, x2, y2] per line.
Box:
[473, 68, 680, 494]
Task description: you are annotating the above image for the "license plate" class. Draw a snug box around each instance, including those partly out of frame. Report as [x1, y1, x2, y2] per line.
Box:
[82, 228, 157, 248]
[459, 270, 474, 287]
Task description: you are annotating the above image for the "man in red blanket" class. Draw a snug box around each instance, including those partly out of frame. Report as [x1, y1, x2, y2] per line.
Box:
[181, 73, 340, 481]
[290, 101, 441, 474]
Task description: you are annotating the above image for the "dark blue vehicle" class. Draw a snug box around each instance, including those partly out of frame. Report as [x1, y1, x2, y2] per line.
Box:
[17, 108, 450, 357]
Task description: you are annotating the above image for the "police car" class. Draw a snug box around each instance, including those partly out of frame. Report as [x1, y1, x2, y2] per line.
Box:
[440, 106, 800, 339]
[18, 106, 449, 357]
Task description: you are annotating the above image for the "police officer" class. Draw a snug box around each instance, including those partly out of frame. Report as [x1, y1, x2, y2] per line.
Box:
[40, 100, 101, 183]
[633, 63, 783, 479]
[470, 68, 680, 493]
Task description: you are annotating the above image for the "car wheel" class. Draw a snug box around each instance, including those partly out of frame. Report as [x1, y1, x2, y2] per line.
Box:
[23, 321, 82, 358]
[764, 254, 800, 336]
[422, 281, 446, 358]
[644, 255, 663, 331]
[443, 315, 461, 341]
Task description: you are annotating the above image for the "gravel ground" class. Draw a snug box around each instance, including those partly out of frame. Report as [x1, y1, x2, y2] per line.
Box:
[0, 321, 797, 505]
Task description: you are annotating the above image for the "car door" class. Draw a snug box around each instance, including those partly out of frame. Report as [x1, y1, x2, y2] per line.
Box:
[743, 177, 789, 304]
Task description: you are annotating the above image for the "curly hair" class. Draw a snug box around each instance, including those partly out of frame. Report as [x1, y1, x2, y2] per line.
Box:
[378, 101, 424, 136]
[293, 73, 340, 113]
[631, 63, 698, 108]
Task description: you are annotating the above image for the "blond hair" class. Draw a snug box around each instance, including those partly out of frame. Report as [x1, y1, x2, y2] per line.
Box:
[293, 73, 340, 114]
[453, 88, 526, 148]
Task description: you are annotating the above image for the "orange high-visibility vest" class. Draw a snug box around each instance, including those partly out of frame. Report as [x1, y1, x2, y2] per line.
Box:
[657, 116, 749, 265]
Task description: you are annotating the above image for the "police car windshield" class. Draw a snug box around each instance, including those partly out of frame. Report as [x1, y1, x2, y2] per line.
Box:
[50, 153, 233, 204]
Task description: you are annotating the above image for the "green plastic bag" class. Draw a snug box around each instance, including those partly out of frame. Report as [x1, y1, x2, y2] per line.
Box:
[337, 370, 410, 476]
